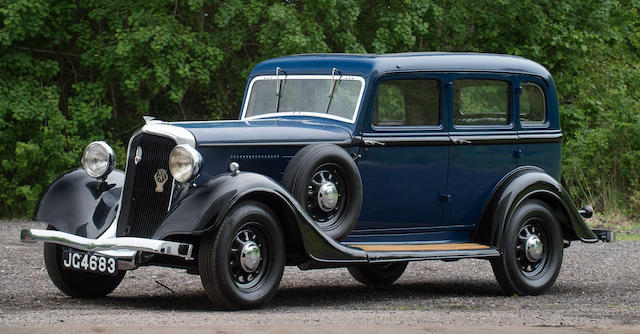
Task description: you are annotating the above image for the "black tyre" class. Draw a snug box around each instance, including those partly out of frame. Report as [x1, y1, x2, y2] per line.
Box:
[43, 227, 125, 298]
[199, 201, 285, 310]
[490, 199, 563, 295]
[348, 262, 408, 285]
[282, 143, 362, 241]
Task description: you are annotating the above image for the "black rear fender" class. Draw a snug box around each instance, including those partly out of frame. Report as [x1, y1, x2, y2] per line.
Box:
[34, 168, 125, 238]
[474, 167, 598, 250]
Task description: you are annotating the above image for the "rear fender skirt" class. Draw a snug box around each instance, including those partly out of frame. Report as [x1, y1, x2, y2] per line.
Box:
[33, 168, 125, 238]
[153, 172, 367, 264]
[473, 166, 598, 249]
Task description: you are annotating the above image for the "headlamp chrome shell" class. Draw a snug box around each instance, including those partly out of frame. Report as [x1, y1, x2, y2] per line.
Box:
[81, 141, 115, 180]
[169, 144, 203, 183]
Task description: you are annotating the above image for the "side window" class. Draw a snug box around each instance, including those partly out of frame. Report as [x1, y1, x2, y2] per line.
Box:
[520, 82, 546, 125]
[453, 79, 509, 126]
[372, 79, 440, 127]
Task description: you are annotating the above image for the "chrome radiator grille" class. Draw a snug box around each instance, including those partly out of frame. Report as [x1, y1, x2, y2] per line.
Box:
[117, 134, 176, 238]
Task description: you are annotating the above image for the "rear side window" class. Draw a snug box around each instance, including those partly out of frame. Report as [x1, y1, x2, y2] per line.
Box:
[372, 79, 440, 127]
[520, 82, 546, 125]
[453, 79, 509, 126]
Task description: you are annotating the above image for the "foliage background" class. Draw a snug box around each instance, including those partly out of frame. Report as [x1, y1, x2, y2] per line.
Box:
[1, 0, 639, 219]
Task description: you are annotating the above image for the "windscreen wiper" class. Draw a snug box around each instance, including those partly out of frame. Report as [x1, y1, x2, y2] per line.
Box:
[275, 67, 286, 113]
[324, 67, 341, 114]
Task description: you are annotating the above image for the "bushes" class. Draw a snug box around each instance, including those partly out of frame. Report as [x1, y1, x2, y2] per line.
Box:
[0, 0, 639, 217]
[561, 53, 640, 213]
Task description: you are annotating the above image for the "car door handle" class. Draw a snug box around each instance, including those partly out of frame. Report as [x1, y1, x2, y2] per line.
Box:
[452, 138, 471, 145]
[363, 139, 385, 146]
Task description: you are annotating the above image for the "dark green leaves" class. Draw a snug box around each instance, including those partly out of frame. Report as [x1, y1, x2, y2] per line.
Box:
[0, 0, 639, 217]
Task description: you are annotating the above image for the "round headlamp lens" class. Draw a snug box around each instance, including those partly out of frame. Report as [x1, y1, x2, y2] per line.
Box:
[169, 145, 202, 183]
[81, 141, 115, 179]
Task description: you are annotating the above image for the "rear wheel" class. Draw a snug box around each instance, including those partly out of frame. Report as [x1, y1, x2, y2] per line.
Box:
[43, 227, 125, 298]
[491, 199, 563, 295]
[348, 262, 408, 285]
[199, 201, 285, 310]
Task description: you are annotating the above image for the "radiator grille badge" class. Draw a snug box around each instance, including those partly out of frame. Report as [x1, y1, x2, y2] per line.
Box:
[134, 146, 142, 165]
[154, 169, 168, 192]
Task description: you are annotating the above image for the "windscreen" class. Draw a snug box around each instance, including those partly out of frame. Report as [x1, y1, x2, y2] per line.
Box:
[243, 76, 364, 122]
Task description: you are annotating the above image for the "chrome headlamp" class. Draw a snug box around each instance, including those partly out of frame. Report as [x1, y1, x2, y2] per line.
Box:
[81, 141, 115, 180]
[169, 144, 203, 183]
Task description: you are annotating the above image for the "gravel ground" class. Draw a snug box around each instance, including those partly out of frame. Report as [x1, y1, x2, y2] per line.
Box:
[1, 220, 639, 328]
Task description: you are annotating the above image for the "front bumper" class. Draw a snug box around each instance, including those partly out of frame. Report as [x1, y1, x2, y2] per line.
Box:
[20, 229, 194, 263]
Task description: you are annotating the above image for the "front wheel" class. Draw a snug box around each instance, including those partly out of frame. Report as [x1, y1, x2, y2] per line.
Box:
[199, 201, 285, 310]
[43, 227, 125, 298]
[348, 262, 408, 285]
[491, 199, 563, 295]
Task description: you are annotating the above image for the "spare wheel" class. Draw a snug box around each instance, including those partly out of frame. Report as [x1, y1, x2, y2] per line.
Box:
[282, 144, 362, 241]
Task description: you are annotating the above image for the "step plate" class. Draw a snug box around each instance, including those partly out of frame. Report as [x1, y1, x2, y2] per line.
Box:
[346, 243, 491, 252]
[344, 243, 500, 262]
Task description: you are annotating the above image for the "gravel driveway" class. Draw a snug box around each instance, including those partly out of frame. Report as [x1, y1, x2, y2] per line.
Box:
[1, 220, 638, 328]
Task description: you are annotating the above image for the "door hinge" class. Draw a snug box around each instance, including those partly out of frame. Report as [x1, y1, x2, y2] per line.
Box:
[513, 149, 523, 158]
[363, 139, 385, 146]
[452, 138, 471, 145]
[440, 194, 452, 202]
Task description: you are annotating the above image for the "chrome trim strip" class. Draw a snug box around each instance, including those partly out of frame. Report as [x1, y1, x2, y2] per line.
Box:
[357, 131, 562, 146]
[450, 135, 519, 141]
[240, 75, 366, 124]
[21, 229, 193, 260]
[141, 123, 196, 146]
[518, 130, 563, 143]
[198, 140, 352, 148]
[360, 136, 450, 145]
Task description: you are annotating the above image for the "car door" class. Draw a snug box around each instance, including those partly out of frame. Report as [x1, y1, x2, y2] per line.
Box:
[441, 74, 518, 238]
[350, 74, 449, 241]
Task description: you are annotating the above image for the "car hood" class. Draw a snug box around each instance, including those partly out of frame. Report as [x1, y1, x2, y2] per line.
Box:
[172, 118, 353, 147]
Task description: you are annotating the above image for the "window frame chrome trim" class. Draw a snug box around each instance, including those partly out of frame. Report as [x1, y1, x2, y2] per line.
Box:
[519, 81, 548, 128]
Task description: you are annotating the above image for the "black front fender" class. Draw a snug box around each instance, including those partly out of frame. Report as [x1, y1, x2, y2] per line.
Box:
[153, 172, 367, 264]
[34, 168, 124, 238]
[474, 167, 598, 249]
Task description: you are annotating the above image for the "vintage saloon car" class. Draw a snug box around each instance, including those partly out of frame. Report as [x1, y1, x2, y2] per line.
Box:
[21, 53, 611, 310]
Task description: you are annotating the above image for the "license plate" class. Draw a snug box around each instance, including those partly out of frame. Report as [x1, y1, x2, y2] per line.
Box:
[62, 249, 118, 275]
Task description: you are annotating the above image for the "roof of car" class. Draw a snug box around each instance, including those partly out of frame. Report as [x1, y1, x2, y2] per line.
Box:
[250, 52, 553, 81]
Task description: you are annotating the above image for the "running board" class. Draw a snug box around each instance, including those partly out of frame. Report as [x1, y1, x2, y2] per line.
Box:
[344, 243, 500, 262]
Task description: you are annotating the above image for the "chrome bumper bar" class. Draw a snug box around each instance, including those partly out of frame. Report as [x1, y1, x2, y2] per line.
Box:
[20, 229, 194, 260]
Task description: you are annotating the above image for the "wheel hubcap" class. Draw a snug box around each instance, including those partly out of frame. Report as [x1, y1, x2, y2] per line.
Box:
[229, 226, 267, 287]
[240, 241, 261, 272]
[305, 165, 346, 224]
[516, 220, 549, 276]
[524, 235, 544, 262]
[317, 182, 339, 212]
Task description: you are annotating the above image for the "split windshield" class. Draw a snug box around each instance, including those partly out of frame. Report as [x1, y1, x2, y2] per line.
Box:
[243, 75, 365, 123]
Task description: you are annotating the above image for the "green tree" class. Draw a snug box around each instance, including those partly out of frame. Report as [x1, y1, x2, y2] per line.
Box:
[1, 0, 639, 217]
